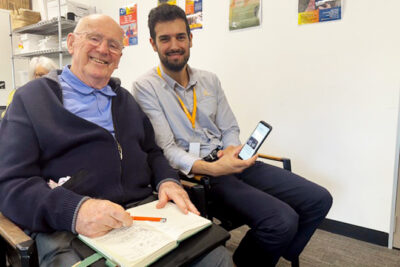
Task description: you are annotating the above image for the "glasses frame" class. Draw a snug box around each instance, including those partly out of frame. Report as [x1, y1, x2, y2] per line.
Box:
[74, 32, 124, 54]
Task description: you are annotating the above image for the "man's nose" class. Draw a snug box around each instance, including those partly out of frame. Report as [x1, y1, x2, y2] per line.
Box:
[97, 40, 109, 54]
[170, 38, 180, 49]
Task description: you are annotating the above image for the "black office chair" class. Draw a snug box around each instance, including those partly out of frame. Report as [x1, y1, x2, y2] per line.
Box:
[180, 153, 300, 267]
[0, 181, 209, 267]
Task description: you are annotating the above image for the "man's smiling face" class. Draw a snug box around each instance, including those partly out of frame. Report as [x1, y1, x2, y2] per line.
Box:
[151, 19, 192, 72]
[67, 15, 124, 89]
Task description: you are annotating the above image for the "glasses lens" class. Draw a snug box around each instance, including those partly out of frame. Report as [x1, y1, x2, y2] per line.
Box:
[89, 33, 122, 53]
[108, 41, 123, 54]
[86, 33, 102, 46]
[77, 32, 123, 54]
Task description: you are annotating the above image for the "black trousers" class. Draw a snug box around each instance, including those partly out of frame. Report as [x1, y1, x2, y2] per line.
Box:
[209, 161, 333, 266]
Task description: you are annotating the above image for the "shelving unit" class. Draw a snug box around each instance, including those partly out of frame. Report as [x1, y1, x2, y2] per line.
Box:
[10, 2, 77, 89]
[13, 17, 76, 35]
[12, 17, 77, 65]
[13, 48, 70, 58]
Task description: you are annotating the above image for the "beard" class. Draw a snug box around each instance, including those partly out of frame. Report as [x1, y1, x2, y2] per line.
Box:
[159, 49, 190, 72]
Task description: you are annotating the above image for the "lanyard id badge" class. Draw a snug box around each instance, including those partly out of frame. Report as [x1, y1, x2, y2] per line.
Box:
[188, 142, 200, 157]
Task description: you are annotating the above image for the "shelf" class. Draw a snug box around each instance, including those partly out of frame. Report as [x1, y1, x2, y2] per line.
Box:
[13, 18, 77, 35]
[13, 48, 69, 58]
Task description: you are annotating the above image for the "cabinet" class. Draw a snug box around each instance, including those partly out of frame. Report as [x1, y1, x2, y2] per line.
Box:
[11, 16, 77, 88]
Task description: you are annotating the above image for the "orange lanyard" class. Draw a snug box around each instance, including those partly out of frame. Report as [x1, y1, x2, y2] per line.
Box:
[157, 66, 197, 129]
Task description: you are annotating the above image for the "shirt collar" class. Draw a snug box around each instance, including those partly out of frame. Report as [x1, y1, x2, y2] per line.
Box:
[158, 65, 197, 91]
[60, 65, 116, 97]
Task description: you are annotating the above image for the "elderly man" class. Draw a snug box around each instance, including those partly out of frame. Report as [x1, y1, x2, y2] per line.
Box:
[133, 4, 332, 267]
[0, 14, 231, 266]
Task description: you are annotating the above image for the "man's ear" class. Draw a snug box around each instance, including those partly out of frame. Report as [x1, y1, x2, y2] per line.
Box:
[66, 33, 75, 55]
[189, 33, 193, 48]
[150, 38, 158, 52]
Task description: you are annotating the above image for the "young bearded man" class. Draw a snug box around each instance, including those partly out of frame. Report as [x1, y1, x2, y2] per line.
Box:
[132, 4, 333, 267]
[0, 14, 232, 267]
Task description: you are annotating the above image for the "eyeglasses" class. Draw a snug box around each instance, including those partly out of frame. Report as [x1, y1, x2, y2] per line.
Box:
[74, 32, 124, 54]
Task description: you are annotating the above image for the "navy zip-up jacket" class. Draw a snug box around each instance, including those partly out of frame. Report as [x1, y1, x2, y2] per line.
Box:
[0, 70, 179, 233]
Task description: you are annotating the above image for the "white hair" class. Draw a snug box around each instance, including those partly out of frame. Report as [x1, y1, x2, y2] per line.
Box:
[28, 56, 58, 80]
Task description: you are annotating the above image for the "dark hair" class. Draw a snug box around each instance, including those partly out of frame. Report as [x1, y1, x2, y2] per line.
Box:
[148, 4, 191, 41]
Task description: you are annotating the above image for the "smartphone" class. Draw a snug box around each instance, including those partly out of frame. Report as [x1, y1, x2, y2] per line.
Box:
[238, 121, 272, 160]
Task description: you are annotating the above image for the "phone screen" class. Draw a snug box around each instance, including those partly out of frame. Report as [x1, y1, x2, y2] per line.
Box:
[238, 122, 272, 160]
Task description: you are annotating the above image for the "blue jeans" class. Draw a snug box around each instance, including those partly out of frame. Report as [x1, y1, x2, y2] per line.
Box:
[209, 161, 333, 266]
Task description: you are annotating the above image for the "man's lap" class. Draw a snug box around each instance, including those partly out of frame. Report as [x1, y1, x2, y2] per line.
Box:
[36, 231, 80, 267]
[209, 173, 298, 228]
[239, 161, 332, 215]
[208, 161, 330, 227]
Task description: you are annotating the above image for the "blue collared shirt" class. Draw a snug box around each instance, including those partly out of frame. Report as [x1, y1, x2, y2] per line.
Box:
[59, 66, 116, 136]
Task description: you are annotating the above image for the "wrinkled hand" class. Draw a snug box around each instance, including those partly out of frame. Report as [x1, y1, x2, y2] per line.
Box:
[75, 199, 132, 238]
[211, 145, 257, 176]
[157, 181, 200, 215]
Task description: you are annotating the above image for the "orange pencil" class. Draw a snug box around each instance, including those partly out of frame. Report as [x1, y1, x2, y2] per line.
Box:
[132, 216, 167, 223]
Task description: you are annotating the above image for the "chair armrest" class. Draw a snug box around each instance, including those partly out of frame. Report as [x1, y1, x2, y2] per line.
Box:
[0, 212, 36, 265]
[0, 212, 32, 250]
[258, 153, 292, 172]
[180, 179, 199, 188]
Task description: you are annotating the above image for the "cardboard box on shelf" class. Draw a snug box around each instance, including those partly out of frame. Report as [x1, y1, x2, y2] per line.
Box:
[0, 0, 31, 11]
[11, 8, 41, 30]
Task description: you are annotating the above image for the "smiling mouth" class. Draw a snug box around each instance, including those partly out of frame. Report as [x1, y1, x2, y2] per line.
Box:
[166, 51, 184, 57]
[90, 56, 109, 65]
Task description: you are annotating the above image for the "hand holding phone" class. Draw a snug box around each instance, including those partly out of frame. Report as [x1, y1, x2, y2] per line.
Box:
[238, 121, 272, 160]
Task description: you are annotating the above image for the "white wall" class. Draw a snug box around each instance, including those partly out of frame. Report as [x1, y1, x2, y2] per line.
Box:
[30, 0, 400, 234]
[0, 9, 13, 106]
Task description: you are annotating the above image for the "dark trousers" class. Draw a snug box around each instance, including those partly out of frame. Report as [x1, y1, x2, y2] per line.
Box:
[209, 161, 333, 266]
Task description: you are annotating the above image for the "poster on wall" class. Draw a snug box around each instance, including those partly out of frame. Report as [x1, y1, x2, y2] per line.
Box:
[229, 0, 261, 31]
[298, 0, 342, 25]
[186, 0, 203, 30]
[158, 0, 176, 5]
[119, 4, 138, 46]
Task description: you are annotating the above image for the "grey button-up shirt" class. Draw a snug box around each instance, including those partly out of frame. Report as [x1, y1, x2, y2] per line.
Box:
[133, 66, 240, 175]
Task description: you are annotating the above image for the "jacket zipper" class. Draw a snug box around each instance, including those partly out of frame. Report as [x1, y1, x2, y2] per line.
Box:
[117, 141, 123, 160]
[111, 89, 126, 202]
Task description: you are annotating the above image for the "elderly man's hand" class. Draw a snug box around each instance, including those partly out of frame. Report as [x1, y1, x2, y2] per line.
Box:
[157, 181, 200, 215]
[75, 199, 132, 238]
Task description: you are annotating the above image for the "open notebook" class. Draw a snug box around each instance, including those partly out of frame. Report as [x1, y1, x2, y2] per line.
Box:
[79, 200, 212, 267]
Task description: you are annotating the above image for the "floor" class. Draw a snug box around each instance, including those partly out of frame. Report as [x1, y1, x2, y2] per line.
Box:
[225, 225, 400, 266]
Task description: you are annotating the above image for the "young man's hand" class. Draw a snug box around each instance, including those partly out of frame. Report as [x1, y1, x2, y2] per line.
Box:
[192, 145, 257, 177]
[211, 145, 257, 176]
